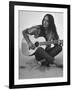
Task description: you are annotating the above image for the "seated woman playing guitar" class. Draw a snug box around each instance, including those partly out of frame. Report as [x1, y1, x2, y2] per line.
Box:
[22, 14, 63, 67]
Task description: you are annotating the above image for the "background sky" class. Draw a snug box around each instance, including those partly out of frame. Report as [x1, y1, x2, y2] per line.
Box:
[19, 10, 63, 48]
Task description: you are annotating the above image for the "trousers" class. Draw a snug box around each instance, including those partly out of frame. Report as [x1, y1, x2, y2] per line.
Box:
[34, 45, 62, 66]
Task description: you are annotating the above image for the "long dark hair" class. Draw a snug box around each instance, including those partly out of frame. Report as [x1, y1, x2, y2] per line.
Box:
[42, 14, 59, 40]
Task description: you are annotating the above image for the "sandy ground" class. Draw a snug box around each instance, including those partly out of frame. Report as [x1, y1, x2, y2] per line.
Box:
[19, 49, 63, 79]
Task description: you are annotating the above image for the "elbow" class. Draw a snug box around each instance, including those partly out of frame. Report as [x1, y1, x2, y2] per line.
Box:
[22, 30, 27, 37]
[22, 30, 25, 35]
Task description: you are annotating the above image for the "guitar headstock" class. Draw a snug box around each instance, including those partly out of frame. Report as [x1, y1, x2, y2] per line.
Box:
[53, 40, 63, 46]
[58, 40, 63, 46]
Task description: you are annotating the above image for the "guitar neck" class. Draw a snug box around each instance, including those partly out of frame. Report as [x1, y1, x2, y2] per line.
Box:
[39, 40, 63, 46]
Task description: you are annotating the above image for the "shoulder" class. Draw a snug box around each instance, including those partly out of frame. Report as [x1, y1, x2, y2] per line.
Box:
[22, 25, 42, 35]
[32, 25, 42, 30]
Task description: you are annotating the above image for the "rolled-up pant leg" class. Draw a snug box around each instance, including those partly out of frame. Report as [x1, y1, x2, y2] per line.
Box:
[35, 47, 54, 64]
[45, 45, 62, 57]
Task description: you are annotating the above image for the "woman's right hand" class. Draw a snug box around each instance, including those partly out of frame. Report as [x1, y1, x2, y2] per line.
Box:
[28, 42, 35, 50]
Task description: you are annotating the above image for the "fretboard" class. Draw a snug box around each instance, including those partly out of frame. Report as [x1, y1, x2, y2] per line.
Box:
[39, 40, 63, 46]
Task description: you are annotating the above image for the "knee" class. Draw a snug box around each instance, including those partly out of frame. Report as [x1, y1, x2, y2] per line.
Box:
[35, 47, 44, 61]
[35, 47, 44, 53]
[35, 47, 45, 56]
[37, 47, 44, 51]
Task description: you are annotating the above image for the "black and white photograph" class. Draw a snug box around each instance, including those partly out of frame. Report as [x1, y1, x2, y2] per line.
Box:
[19, 10, 63, 79]
[9, 1, 70, 89]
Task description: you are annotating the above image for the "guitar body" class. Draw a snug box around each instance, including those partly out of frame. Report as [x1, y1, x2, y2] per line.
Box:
[28, 35, 46, 55]
[22, 36, 46, 56]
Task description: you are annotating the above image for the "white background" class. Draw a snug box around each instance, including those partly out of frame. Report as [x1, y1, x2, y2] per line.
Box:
[0, 0, 71, 90]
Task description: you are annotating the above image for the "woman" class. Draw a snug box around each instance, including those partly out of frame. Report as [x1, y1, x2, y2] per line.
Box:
[22, 14, 62, 67]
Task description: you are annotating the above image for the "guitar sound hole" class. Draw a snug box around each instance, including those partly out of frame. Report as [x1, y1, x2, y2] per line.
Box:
[35, 42, 39, 47]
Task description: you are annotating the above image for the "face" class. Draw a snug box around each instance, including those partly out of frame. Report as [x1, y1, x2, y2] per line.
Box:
[43, 16, 49, 28]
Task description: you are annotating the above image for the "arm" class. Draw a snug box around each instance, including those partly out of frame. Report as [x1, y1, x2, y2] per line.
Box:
[22, 29, 32, 44]
[22, 25, 41, 49]
[22, 25, 41, 43]
[22, 28, 35, 50]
